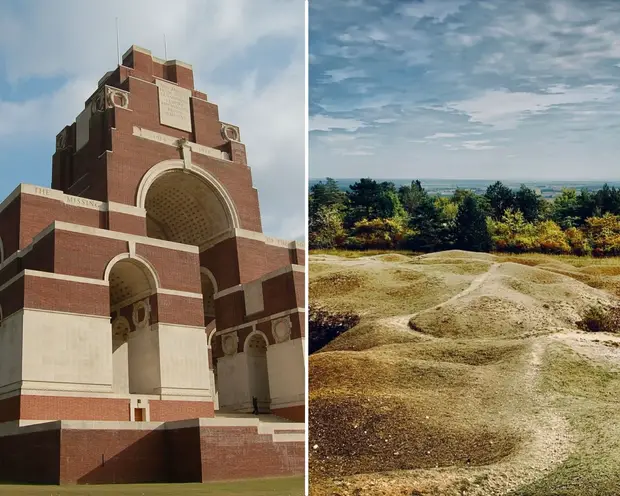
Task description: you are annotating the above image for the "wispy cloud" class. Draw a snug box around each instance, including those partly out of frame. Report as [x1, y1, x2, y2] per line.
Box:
[310, 0, 620, 180]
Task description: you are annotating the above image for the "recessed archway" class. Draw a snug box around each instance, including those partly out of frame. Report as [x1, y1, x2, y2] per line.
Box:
[138, 161, 240, 248]
[106, 256, 159, 396]
[244, 331, 271, 413]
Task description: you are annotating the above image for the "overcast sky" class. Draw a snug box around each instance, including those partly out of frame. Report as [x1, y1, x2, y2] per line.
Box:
[0, 0, 305, 240]
[309, 0, 620, 181]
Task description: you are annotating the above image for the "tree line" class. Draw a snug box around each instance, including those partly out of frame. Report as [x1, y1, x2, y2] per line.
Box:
[309, 178, 620, 256]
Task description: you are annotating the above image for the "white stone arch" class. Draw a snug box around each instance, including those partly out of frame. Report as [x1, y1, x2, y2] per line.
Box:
[135, 160, 240, 243]
[103, 253, 161, 290]
[105, 255, 160, 396]
[206, 322, 217, 346]
[200, 267, 218, 293]
[243, 329, 270, 354]
[243, 329, 271, 413]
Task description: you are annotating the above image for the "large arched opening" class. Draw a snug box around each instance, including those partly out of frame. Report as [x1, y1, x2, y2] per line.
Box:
[141, 167, 237, 247]
[138, 163, 241, 412]
[107, 256, 159, 396]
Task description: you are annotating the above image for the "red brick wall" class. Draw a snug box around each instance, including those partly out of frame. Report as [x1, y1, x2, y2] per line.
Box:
[236, 238, 293, 283]
[200, 238, 240, 291]
[0, 274, 24, 320]
[24, 275, 109, 317]
[272, 405, 305, 423]
[0, 395, 20, 423]
[136, 244, 201, 293]
[0, 195, 20, 259]
[149, 400, 214, 421]
[0, 421, 304, 485]
[60, 429, 168, 484]
[0, 428, 61, 484]
[19, 193, 104, 249]
[166, 426, 202, 482]
[108, 211, 146, 236]
[199, 426, 304, 481]
[154, 293, 204, 327]
[214, 290, 245, 330]
[20, 395, 130, 421]
[53, 230, 126, 279]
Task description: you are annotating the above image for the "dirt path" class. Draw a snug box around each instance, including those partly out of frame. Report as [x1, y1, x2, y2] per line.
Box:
[371, 262, 574, 495]
[379, 262, 501, 339]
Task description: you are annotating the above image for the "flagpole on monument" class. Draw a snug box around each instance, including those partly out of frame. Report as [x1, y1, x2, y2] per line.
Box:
[116, 17, 120, 66]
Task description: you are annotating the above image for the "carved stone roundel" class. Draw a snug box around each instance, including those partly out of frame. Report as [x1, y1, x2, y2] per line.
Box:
[132, 300, 150, 330]
[221, 124, 240, 142]
[106, 87, 129, 109]
[56, 129, 68, 150]
[222, 332, 239, 356]
[272, 317, 291, 344]
[91, 90, 106, 113]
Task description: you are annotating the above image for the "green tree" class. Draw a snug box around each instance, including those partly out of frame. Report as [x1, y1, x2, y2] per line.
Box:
[347, 179, 404, 223]
[454, 195, 491, 252]
[406, 196, 453, 251]
[485, 181, 516, 220]
[309, 178, 347, 218]
[398, 180, 427, 214]
[515, 185, 543, 222]
[552, 188, 580, 228]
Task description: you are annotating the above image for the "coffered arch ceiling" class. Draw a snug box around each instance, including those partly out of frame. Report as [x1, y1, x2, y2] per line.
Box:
[108, 258, 155, 308]
[145, 171, 233, 247]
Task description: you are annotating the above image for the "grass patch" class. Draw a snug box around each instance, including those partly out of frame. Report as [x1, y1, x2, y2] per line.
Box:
[0, 477, 305, 496]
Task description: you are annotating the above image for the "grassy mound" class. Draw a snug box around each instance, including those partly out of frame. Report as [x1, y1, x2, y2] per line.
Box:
[309, 395, 519, 478]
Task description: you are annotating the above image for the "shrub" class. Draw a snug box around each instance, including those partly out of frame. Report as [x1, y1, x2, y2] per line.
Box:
[344, 217, 414, 250]
[536, 220, 571, 254]
[584, 214, 620, 257]
[565, 227, 592, 256]
[309, 205, 346, 249]
[577, 305, 620, 333]
[309, 305, 360, 354]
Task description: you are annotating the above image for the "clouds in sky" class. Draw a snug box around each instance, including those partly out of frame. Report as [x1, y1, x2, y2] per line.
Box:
[310, 0, 620, 181]
[0, 0, 304, 240]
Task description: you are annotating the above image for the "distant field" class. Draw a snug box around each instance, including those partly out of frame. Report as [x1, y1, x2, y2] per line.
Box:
[309, 250, 620, 495]
[0, 477, 304, 496]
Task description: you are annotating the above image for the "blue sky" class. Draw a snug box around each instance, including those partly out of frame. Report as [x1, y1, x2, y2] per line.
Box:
[309, 0, 620, 181]
[0, 0, 304, 240]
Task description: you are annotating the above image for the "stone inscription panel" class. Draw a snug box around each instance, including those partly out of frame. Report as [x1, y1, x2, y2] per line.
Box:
[156, 79, 192, 132]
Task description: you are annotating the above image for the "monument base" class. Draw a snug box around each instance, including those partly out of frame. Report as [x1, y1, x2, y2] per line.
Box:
[0, 417, 304, 484]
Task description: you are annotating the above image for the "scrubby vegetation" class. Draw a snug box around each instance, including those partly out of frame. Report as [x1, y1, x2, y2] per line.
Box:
[308, 305, 360, 354]
[309, 178, 620, 256]
[577, 305, 620, 333]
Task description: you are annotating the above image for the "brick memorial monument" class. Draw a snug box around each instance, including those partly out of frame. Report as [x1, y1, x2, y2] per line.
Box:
[0, 46, 305, 484]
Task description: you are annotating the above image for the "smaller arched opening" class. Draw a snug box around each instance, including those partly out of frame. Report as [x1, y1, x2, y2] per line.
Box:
[207, 326, 219, 410]
[245, 331, 271, 413]
[106, 256, 159, 396]
[201, 268, 217, 327]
